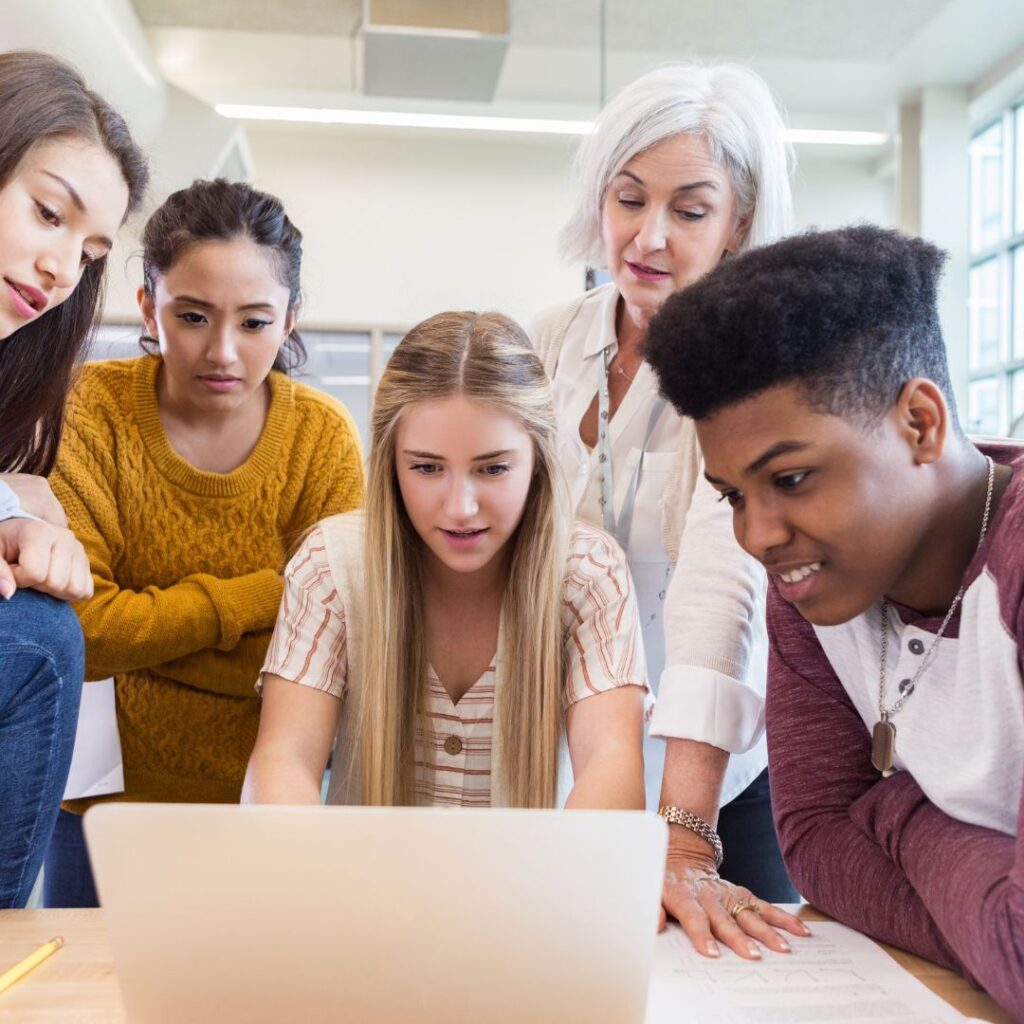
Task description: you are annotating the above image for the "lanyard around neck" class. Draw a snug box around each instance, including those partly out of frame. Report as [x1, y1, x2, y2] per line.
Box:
[596, 342, 667, 549]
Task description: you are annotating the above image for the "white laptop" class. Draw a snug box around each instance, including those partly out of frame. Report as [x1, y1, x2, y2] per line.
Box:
[84, 804, 667, 1024]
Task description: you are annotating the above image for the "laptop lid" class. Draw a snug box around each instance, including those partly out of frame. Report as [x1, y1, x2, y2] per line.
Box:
[84, 804, 667, 1024]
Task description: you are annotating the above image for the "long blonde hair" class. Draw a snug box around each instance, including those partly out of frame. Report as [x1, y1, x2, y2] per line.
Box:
[361, 311, 572, 808]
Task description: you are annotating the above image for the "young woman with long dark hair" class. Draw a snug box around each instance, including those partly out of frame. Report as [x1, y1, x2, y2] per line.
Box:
[0, 50, 148, 908]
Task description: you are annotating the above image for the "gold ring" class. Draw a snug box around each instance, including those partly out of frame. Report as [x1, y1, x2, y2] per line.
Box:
[729, 900, 760, 920]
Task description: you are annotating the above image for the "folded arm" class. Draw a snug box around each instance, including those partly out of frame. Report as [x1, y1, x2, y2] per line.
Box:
[850, 767, 1023, 1016]
[149, 631, 276, 699]
[767, 593, 962, 972]
[77, 563, 282, 681]
[51, 414, 283, 679]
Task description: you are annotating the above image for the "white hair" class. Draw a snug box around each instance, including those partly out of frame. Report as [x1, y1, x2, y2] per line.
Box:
[560, 63, 795, 266]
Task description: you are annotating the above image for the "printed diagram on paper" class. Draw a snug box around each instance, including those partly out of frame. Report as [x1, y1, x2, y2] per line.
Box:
[645, 921, 967, 1023]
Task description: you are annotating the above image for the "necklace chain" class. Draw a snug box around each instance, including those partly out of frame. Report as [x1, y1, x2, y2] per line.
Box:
[878, 455, 996, 722]
[608, 352, 636, 383]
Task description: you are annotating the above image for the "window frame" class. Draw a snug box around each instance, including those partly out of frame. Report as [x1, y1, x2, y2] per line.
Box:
[968, 103, 1024, 436]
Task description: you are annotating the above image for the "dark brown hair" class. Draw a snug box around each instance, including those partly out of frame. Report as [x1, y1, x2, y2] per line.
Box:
[141, 178, 306, 373]
[0, 50, 148, 475]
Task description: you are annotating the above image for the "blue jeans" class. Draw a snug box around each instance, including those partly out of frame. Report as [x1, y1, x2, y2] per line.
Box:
[717, 768, 799, 902]
[43, 808, 97, 908]
[0, 589, 84, 908]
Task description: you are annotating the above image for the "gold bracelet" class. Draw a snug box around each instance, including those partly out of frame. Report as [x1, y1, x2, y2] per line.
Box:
[658, 805, 723, 869]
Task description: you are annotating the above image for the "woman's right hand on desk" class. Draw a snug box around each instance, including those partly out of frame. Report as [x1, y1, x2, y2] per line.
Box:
[0, 518, 93, 601]
[660, 839, 810, 960]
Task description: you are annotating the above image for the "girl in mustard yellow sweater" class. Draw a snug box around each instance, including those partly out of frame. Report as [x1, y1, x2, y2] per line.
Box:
[47, 179, 364, 906]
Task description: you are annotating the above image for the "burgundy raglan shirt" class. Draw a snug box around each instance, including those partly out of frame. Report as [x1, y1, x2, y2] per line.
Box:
[766, 442, 1024, 1019]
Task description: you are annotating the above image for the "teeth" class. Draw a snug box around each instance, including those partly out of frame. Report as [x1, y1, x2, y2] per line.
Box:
[779, 562, 821, 584]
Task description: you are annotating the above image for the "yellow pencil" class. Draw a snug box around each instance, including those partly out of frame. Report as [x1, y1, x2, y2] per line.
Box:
[0, 936, 64, 996]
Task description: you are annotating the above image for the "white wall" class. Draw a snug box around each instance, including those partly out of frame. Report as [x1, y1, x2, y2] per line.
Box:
[102, 126, 897, 330]
[248, 126, 583, 331]
[792, 156, 895, 233]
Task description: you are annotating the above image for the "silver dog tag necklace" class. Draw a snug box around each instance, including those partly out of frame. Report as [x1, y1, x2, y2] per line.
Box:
[871, 456, 995, 776]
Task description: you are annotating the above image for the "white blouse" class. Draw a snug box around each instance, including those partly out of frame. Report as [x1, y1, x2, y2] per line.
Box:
[530, 283, 768, 808]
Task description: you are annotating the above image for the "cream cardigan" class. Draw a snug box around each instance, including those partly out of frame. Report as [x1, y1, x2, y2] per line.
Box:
[529, 286, 769, 800]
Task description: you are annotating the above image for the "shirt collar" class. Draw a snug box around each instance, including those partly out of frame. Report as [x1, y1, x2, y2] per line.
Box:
[582, 283, 622, 359]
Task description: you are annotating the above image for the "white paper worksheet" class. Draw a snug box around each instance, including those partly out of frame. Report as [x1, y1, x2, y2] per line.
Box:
[646, 921, 969, 1024]
[63, 677, 125, 800]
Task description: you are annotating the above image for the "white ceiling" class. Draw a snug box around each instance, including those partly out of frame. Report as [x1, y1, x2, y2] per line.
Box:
[132, 0, 363, 35]
[130, 0, 1024, 130]
[134, 0, 949, 61]
[511, 0, 950, 61]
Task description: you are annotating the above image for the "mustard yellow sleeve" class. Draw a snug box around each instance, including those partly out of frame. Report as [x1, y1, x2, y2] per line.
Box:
[149, 631, 273, 699]
[52, 400, 283, 682]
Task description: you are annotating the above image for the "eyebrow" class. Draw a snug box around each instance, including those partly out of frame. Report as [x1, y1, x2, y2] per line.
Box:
[42, 170, 114, 249]
[615, 170, 719, 195]
[704, 441, 813, 486]
[402, 449, 515, 461]
[172, 295, 277, 312]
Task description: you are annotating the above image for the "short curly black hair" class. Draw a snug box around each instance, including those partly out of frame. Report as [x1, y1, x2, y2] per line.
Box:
[645, 225, 957, 429]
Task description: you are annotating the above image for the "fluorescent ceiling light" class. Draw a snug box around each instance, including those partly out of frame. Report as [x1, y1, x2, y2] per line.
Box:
[216, 104, 592, 136]
[217, 104, 888, 145]
[786, 128, 889, 146]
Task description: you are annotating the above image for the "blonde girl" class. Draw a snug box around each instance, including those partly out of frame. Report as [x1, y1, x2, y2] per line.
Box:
[244, 311, 646, 808]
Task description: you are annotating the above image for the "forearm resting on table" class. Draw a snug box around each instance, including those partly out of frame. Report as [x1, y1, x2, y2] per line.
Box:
[850, 771, 1024, 1012]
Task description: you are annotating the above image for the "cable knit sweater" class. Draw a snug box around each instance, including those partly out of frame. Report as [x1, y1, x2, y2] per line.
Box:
[52, 356, 364, 810]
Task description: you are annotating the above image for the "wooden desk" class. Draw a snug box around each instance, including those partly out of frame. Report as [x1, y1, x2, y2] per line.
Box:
[0, 907, 1014, 1022]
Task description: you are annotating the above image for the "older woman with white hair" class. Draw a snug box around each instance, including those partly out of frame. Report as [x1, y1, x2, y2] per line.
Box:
[530, 63, 808, 960]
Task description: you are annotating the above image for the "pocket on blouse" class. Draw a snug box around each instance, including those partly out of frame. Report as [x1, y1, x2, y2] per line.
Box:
[618, 448, 675, 563]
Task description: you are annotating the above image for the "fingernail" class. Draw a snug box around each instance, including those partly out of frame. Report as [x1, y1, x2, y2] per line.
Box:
[747, 942, 762, 959]
[799, 923, 812, 936]
[777, 938, 791, 952]
[705, 941, 720, 958]
[0, 580, 12, 600]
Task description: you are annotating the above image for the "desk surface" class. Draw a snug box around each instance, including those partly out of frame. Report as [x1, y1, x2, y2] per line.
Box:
[0, 906, 1013, 1023]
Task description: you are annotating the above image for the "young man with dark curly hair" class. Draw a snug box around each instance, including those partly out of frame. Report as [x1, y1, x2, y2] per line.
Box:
[644, 224, 1023, 1019]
